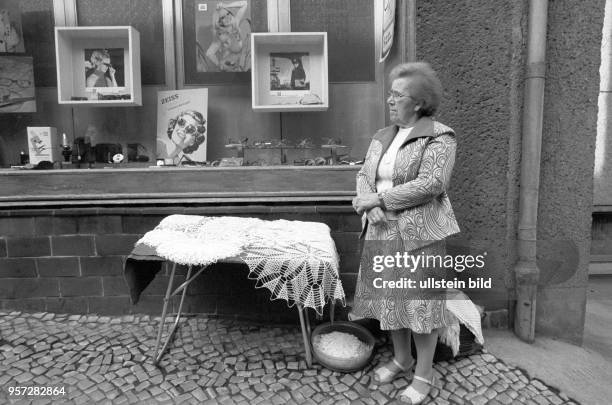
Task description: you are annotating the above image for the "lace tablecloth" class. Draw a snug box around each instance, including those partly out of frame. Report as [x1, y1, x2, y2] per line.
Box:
[127, 215, 345, 314]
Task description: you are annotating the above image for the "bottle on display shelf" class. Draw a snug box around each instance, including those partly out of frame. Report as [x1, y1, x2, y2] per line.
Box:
[19, 150, 29, 165]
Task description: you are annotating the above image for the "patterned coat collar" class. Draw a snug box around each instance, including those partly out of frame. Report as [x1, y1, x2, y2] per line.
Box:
[375, 116, 436, 166]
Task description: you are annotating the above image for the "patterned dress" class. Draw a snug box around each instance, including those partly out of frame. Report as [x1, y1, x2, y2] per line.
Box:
[351, 117, 460, 332]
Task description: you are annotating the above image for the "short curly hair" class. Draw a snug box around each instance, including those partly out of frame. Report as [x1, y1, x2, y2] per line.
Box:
[389, 62, 442, 117]
[167, 110, 207, 154]
[90, 49, 110, 64]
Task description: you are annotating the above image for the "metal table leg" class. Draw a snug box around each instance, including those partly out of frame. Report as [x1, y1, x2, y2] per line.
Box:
[304, 306, 312, 339]
[152, 263, 194, 365]
[297, 304, 313, 367]
[153, 262, 176, 364]
[151, 260, 325, 369]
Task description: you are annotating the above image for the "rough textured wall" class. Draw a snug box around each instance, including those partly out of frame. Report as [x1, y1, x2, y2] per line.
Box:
[417, 0, 603, 342]
[536, 0, 604, 343]
[416, 0, 527, 310]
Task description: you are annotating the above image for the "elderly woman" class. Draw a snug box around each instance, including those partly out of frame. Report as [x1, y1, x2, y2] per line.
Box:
[351, 62, 460, 404]
[157, 110, 207, 163]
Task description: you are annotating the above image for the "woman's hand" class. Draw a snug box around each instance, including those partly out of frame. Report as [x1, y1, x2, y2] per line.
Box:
[366, 207, 386, 225]
[352, 192, 382, 214]
[106, 67, 118, 87]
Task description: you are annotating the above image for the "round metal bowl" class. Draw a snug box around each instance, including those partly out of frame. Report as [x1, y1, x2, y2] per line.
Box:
[311, 321, 375, 373]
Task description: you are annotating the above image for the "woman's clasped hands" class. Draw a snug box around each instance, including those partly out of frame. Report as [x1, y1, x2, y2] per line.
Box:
[352, 193, 386, 225]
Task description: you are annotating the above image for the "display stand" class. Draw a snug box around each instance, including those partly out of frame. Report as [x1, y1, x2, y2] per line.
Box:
[225, 142, 351, 166]
[54, 26, 142, 106]
[251, 32, 328, 112]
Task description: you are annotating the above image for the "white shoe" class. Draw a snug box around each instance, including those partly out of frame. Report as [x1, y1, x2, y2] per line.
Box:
[373, 357, 415, 384]
[398, 375, 436, 404]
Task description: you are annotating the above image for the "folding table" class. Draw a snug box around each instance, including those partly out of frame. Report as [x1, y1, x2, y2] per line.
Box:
[123, 215, 345, 366]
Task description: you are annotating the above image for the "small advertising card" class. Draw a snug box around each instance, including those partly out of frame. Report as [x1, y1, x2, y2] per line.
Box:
[27, 127, 58, 164]
[377, 0, 396, 62]
[156, 88, 208, 163]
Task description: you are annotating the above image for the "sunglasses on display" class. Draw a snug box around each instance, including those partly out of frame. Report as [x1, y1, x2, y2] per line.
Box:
[177, 117, 206, 135]
[0, 78, 32, 88]
[98, 94, 132, 100]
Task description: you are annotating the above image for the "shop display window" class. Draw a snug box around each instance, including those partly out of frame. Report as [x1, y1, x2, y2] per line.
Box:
[1, 1, 379, 169]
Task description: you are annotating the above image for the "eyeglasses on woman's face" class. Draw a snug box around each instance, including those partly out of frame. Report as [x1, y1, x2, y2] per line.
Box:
[387, 90, 414, 101]
[177, 116, 206, 135]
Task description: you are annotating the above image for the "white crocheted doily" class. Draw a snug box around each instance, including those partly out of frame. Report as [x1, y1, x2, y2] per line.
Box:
[137, 215, 345, 313]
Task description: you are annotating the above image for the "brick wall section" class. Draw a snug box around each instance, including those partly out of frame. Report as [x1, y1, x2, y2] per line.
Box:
[0, 205, 362, 322]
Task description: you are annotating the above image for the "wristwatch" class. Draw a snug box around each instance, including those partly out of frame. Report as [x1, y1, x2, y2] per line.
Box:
[377, 192, 386, 209]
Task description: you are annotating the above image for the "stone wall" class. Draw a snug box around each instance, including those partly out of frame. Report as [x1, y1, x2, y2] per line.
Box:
[416, 0, 527, 312]
[535, 0, 604, 343]
[416, 0, 604, 342]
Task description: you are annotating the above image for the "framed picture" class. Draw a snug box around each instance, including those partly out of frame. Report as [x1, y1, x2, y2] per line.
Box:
[84, 48, 126, 91]
[0, 55, 35, 113]
[252, 32, 328, 112]
[0, 0, 25, 53]
[269, 52, 310, 96]
[55, 26, 142, 106]
[178, 0, 268, 85]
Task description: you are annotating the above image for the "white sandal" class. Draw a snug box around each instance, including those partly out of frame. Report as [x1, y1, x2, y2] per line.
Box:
[398, 375, 436, 404]
[373, 358, 415, 384]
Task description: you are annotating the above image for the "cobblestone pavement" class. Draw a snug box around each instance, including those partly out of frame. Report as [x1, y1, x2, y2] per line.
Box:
[0, 311, 580, 404]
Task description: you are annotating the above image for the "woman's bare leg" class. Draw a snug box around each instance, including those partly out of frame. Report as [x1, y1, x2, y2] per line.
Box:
[390, 328, 415, 367]
[411, 329, 438, 387]
[374, 327, 415, 383]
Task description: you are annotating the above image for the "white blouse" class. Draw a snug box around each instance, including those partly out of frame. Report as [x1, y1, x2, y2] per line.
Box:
[376, 126, 413, 192]
[375, 126, 413, 219]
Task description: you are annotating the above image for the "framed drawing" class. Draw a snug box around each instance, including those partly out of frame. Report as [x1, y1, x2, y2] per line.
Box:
[0, 0, 25, 53]
[178, 0, 268, 85]
[0, 55, 35, 112]
[252, 32, 328, 112]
